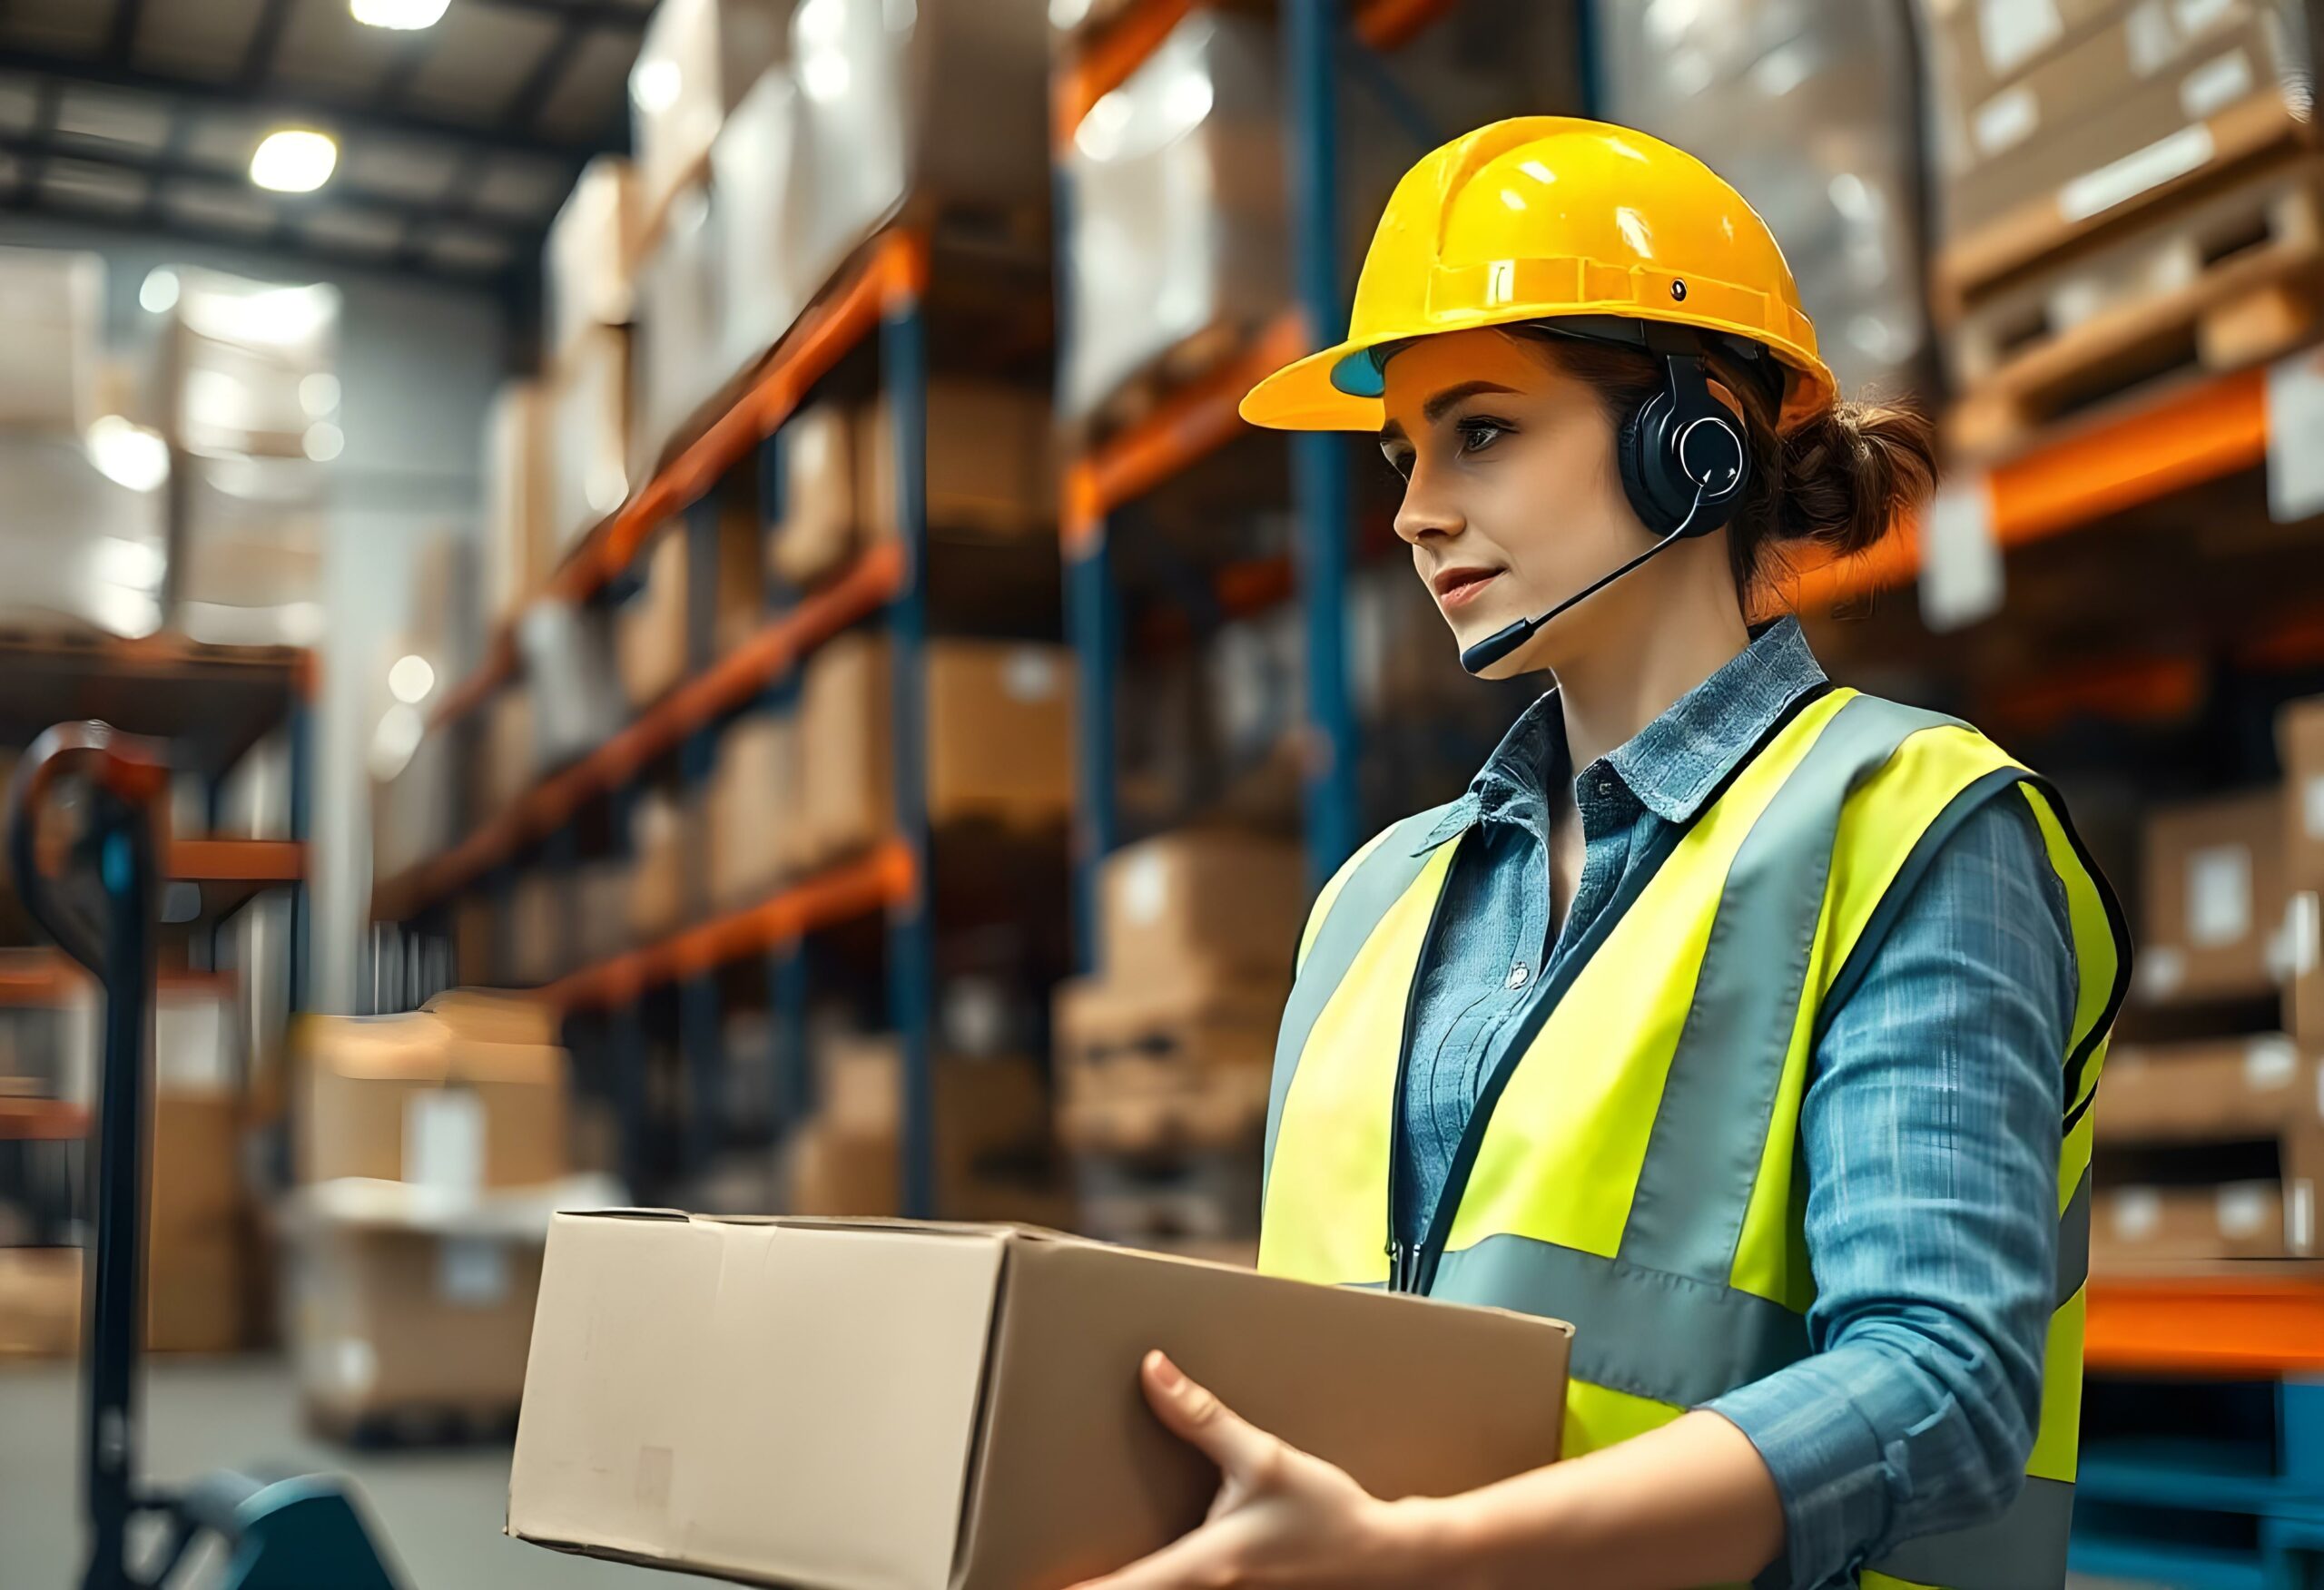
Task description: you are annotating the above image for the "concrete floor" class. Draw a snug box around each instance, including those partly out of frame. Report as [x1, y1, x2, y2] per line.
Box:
[0, 1357, 645, 1587]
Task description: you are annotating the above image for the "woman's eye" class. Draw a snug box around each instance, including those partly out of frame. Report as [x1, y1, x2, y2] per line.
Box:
[1457, 420, 1504, 454]
[1382, 449, 1413, 481]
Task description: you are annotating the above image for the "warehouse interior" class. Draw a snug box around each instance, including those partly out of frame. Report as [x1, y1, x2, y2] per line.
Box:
[4, 0, 2324, 1585]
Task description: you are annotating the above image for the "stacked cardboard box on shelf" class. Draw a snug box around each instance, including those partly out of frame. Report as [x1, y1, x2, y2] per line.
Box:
[780, 1033, 1067, 1224]
[1916, 0, 2322, 454]
[1053, 830, 1305, 1262]
[799, 633, 1074, 864]
[288, 993, 596, 1434]
[707, 710, 807, 912]
[2102, 698, 2324, 1270]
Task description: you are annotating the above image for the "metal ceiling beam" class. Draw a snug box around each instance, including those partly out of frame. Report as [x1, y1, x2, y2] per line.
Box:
[0, 184, 535, 298]
[0, 48, 626, 161]
[0, 131, 535, 240]
[237, 0, 299, 90]
[104, 0, 148, 65]
[502, 14, 596, 134]
[456, 0, 650, 27]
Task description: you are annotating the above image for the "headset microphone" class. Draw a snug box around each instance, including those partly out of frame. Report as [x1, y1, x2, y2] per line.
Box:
[1458, 480, 1714, 674]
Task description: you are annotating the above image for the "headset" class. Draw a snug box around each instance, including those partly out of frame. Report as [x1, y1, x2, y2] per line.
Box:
[1458, 322, 1751, 675]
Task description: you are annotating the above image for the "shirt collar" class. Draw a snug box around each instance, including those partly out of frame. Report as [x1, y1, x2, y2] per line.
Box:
[1606, 616, 1826, 824]
[1413, 615, 1826, 851]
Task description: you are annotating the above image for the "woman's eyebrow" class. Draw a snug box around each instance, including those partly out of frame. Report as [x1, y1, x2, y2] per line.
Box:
[1422, 380, 1519, 426]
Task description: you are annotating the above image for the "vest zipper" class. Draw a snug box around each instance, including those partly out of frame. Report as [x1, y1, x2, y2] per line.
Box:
[1395, 681, 1833, 1297]
[1384, 870, 1458, 1294]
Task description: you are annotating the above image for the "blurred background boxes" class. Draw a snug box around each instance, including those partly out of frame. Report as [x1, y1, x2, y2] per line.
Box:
[0, 246, 102, 435]
[544, 158, 640, 364]
[627, 0, 791, 233]
[2138, 788, 2290, 1004]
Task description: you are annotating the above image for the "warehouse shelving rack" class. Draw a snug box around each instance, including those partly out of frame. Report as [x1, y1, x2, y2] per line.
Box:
[0, 633, 312, 1194]
[373, 228, 976, 1216]
[1056, 0, 1481, 972]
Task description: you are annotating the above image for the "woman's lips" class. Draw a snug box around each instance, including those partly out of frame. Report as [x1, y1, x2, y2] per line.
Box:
[1433, 568, 1501, 610]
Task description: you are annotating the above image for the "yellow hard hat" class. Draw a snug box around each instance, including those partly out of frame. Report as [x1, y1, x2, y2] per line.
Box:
[1240, 116, 1839, 433]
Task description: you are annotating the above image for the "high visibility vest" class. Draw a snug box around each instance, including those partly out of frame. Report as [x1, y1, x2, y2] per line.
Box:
[1259, 688, 2130, 1590]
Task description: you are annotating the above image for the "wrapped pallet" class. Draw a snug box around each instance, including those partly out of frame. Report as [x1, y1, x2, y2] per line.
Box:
[626, 0, 791, 234]
[1597, 0, 1933, 401]
[0, 245, 102, 433]
[629, 180, 730, 482]
[152, 270, 340, 459]
[0, 434, 166, 638]
[544, 157, 638, 363]
[175, 454, 328, 647]
[546, 325, 630, 559]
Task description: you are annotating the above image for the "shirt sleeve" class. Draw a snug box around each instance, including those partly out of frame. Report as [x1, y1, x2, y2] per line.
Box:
[1702, 791, 2078, 1589]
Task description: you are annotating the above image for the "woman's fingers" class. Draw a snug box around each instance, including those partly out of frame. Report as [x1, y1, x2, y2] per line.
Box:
[1140, 1350, 1281, 1485]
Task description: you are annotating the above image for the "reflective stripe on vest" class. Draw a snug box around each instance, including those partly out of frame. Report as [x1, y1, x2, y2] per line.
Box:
[1259, 688, 2131, 1590]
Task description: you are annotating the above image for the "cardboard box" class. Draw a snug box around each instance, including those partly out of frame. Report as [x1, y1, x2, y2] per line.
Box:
[546, 156, 638, 361]
[0, 1247, 81, 1357]
[2098, 1036, 2322, 1141]
[1098, 830, 1306, 986]
[508, 1215, 1572, 1588]
[2137, 789, 2291, 1004]
[2092, 1182, 2302, 1266]
[518, 598, 626, 769]
[297, 1004, 569, 1190]
[699, 483, 766, 656]
[453, 894, 497, 986]
[2280, 697, 2324, 892]
[480, 684, 536, 816]
[2289, 890, 2324, 1041]
[1919, 0, 2130, 110]
[628, 788, 699, 941]
[627, 0, 789, 231]
[1055, 973, 1285, 1155]
[1936, 0, 2270, 185]
[770, 402, 857, 589]
[861, 379, 1055, 542]
[617, 525, 691, 709]
[1934, 10, 2309, 263]
[789, 1036, 1060, 1224]
[571, 859, 632, 968]
[483, 379, 550, 622]
[547, 324, 630, 560]
[289, 1217, 544, 1423]
[507, 869, 566, 986]
[801, 637, 1075, 863]
[708, 711, 804, 910]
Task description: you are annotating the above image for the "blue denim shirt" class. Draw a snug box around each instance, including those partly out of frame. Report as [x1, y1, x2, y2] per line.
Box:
[1396, 617, 2076, 1589]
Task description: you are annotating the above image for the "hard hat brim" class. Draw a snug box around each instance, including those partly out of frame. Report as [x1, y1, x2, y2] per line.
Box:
[1240, 309, 1839, 435]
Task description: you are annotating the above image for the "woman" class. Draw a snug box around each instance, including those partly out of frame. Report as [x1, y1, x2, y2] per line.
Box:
[1076, 120, 2127, 1590]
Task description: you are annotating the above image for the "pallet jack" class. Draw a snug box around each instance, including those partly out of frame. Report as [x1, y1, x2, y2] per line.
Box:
[9, 721, 405, 1589]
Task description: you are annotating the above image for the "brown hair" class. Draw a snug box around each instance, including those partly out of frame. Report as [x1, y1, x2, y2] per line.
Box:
[1512, 330, 1937, 596]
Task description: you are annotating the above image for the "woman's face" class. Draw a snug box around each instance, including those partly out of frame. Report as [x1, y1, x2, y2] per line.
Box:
[1377, 329, 1658, 677]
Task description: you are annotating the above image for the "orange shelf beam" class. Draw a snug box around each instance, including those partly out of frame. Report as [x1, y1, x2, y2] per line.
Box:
[0, 951, 234, 1008]
[1796, 366, 2271, 608]
[1354, 0, 1459, 49]
[163, 836, 305, 884]
[2087, 1272, 2324, 1378]
[375, 543, 910, 922]
[545, 841, 916, 1012]
[0, 1098, 89, 1142]
[427, 231, 927, 736]
[1065, 313, 1308, 553]
[1052, 0, 1453, 145]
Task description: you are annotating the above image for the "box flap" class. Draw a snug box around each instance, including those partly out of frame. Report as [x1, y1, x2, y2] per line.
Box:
[954, 1241, 1571, 1590]
[511, 1213, 1010, 1590]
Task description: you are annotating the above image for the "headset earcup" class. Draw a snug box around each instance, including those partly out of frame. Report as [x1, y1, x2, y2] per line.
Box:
[1616, 392, 1681, 537]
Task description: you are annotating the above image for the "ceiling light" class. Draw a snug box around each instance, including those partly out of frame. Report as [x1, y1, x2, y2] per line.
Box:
[251, 129, 338, 194]
[85, 416, 171, 494]
[351, 0, 451, 28]
[139, 268, 179, 315]
[632, 59, 681, 114]
[388, 653, 436, 705]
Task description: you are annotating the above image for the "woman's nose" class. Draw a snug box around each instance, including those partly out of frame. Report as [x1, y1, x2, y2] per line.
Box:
[1393, 460, 1463, 545]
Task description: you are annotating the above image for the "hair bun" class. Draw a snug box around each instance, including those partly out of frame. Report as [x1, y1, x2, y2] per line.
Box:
[1776, 399, 1937, 559]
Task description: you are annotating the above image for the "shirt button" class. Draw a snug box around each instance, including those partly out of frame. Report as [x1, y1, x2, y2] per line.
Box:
[1594, 775, 1612, 797]
[1506, 963, 1531, 990]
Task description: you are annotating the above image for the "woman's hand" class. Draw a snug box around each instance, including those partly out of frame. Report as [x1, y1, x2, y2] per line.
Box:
[1068, 1350, 1447, 1590]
